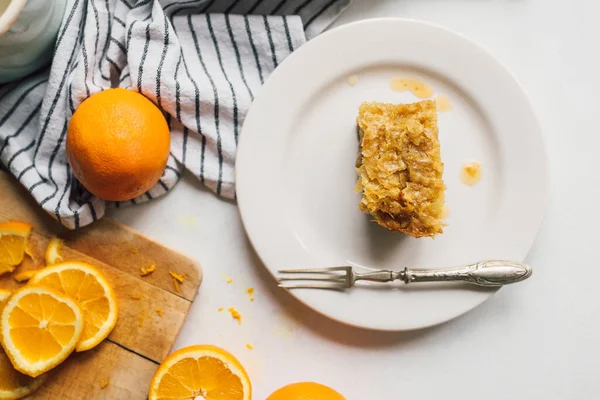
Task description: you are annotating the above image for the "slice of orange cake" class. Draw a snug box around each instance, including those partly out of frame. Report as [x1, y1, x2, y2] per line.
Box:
[356, 100, 446, 237]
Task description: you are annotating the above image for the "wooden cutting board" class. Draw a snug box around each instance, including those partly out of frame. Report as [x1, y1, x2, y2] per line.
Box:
[0, 171, 202, 399]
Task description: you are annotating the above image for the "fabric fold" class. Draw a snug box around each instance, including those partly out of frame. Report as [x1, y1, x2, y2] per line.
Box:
[0, 0, 351, 229]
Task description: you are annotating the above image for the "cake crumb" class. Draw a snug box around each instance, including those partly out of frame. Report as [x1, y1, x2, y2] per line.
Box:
[169, 270, 185, 283]
[100, 380, 109, 389]
[223, 273, 233, 284]
[139, 310, 146, 327]
[156, 307, 163, 317]
[347, 75, 358, 86]
[228, 307, 242, 324]
[140, 263, 156, 276]
[218, 307, 224, 312]
[130, 294, 143, 300]
[246, 343, 253, 350]
[250, 298, 254, 302]
[246, 287, 254, 295]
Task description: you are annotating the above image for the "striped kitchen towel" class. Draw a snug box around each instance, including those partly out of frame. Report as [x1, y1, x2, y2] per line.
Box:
[0, 0, 351, 229]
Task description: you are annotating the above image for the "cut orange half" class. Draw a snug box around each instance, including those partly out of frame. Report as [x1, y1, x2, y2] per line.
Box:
[0, 222, 32, 276]
[44, 237, 64, 266]
[0, 286, 84, 377]
[267, 382, 346, 400]
[28, 262, 118, 352]
[149, 345, 251, 400]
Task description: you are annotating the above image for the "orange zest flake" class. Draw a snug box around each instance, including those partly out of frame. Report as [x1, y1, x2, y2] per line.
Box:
[14, 269, 38, 283]
[246, 287, 254, 295]
[100, 380, 109, 389]
[139, 309, 146, 327]
[45, 236, 64, 265]
[130, 294, 143, 300]
[246, 344, 253, 350]
[24, 242, 35, 261]
[140, 262, 156, 277]
[222, 273, 233, 284]
[130, 247, 139, 254]
[156, 307, 163, 317]
[172, 278, 180, 292]
[169, 270, 185, 283]
[228, 307, 242, 324]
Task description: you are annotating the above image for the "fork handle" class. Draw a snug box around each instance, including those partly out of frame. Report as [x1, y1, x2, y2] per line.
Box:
[400, 260, 532, 287]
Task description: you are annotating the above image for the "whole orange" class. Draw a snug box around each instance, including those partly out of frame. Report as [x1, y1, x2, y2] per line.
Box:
[67, 88, 170, 201]
[267, 382, 346, 400]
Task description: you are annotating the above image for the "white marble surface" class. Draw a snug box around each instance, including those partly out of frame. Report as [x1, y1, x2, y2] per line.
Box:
[109, 0, 599, 398]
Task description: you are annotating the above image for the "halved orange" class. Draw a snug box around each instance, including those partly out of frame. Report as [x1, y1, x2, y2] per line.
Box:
[28, 262, 118, 352]
[0, 222, 32, 276]
[0, 286, 84, 377]
[44, 237, 64, 266]
[267, 382, 346, 400]
[149, 345, 251, 400]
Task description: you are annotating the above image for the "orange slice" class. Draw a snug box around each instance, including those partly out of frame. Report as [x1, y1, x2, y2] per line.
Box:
[0, 289, 48, 400]
[28, 262, 118, 352]
[13, 270, 37, 283]
[0, 348, 47, 399]
[0, 288, 48, 399]
[0, 222, 32, 276]
[149, 345, 251, 400]
[44, 237, 64, 266]
[0, 289, 11, 303]
[0, 286, 84, 377]
[267, 382, 346, 400]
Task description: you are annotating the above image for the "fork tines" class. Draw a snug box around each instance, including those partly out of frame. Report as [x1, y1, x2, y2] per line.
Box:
[277, 266, 351, 289]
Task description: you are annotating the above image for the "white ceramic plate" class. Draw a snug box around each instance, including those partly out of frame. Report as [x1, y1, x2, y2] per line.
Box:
[236, 18, 547, 331]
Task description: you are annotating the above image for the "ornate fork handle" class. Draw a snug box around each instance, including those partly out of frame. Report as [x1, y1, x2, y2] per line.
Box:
[354, 260, 532, 287]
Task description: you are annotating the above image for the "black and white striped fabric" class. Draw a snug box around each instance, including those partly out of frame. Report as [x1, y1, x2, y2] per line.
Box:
[0, 0, 350, 229]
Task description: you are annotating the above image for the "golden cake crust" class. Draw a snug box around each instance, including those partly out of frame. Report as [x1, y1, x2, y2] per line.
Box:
[356, 100, 446, 237]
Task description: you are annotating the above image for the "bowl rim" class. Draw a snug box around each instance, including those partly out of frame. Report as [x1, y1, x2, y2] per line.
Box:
[0, 0, 28, 38]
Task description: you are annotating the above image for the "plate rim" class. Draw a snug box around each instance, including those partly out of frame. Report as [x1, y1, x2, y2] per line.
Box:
[236, 17, 549, 331]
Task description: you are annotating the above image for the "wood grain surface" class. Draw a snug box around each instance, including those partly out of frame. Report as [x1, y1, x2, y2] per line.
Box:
[0, 171, 203, 399]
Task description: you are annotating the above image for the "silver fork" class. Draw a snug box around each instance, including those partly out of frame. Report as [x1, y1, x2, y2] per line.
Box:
[277, 260, 532, 289]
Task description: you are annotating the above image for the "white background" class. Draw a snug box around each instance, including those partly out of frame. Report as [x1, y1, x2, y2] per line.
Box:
[110, 0, 600, 398]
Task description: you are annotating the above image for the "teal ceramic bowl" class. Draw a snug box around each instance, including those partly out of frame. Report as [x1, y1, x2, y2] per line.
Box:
[0, 0, 67, 83]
